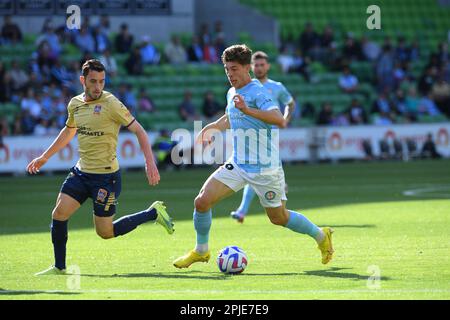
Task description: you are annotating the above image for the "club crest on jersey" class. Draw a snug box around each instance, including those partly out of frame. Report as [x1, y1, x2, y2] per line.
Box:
[97, 188, 108, 202]
[93, 105, 102, 115]
[265, 191, 276, 201]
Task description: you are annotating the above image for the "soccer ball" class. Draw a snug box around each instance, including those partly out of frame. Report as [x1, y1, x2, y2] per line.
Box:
[217, 246, 248, 274]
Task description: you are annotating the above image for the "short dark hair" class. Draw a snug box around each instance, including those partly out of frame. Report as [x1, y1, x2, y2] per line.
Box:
[221, 44, 252, 65]
[251, 51, 269, 63]
[81, 59, 105, 77]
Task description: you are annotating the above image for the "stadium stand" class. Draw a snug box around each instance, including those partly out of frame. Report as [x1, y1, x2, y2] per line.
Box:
[0, 0, 449, 134]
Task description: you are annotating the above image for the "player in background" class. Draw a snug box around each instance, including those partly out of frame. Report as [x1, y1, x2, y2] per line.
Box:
[173, 45, 334, 269]
[230, 51, 295, 223]
[27, 59, 174, 276]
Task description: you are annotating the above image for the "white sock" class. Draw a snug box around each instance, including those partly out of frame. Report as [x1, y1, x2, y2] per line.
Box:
[195, 243, 209, 254]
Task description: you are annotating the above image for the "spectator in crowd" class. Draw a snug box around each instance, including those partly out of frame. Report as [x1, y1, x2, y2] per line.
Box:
[395, 37, 411, 64]
[116, 83, 137, 116]
[431, 76, 450, 117]
[33, 118, 50, 136]
[214, 36, 226, 63]
[140, 35, 160, 65]
[417, 66, 437, 96]
[291, 49, 311, 82]
[316, 102, 334, 125]
[125, 47, 143, 75]
[409, 39, 420, 62]
[74, 25, 96, 53]
[92, 25, 110, 54]
[341, 33, 363, 62]
[8, 60, 29, 93]
[373, 111, 395, 125]
[333, 111, 351, 126]
[371, 90, 394, 114]
[36, 24, 62, 57]
[419, 93, 442, 116]
[138, 88, 156, 113]
[187, 36, 204, 63]
[339, 66, 359, 94]
[21, 88, 41, 121]
[421, 133, 442, 159]
[202, 91, 222, 120]
[20, 109, 36, 135]
[50, 59, 75, 89]
[198, 23, 212, 49]
[277, 46, 295, 74]
[99, 48, 118, 79]
[164, 35, 187, 65]
[0, 116, 10, 138]
[1, 15, 22, 44]
[376, 44, 395, 92]
[430, 42, 450, 69]
[0, 62, 12, 102]
[97, 14, 111, 36]
[320, 25, 335, 50]
[179, 90, 199, 121]
[361, 35, 381, 61]
[298, 22, 320, 58]
[393, 61, 413, 90]
[212, 20, 225, 43]
[404, 87, 420, 122]
[115, 23, 134, 54]
[347, 98, 367, 124]
[153, 129, 177, 170]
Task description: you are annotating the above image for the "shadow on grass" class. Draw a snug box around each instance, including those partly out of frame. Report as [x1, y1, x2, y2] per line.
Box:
[319, 224, 376, 229]
[80, 270, 230, 281]
[0, 288, 80, 296]
[302, 267, 391, 281]
[79, 267, 389, 282]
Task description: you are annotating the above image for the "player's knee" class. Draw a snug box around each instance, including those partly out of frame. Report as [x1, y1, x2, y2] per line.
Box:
[52, 208, 69, 221]
[96, 228, 114, 239]
[194, 195, 211, 212]
[268, 214, 288, 226]
[269, 216, 284, 226]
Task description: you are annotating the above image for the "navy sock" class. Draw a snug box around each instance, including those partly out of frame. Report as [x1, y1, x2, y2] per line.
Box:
[51, 219, 68, 270]
[113, 208, 157, 237]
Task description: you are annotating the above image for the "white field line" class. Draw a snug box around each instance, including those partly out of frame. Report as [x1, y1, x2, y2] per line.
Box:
[1, 288, 450, 295]
[402, 186, 450, 198]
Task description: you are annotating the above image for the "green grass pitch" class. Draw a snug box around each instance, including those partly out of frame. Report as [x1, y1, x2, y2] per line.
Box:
[0, 160, 449, 300]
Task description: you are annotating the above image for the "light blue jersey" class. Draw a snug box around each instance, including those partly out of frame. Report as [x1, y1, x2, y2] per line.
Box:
[226, 79, 281, 173]
[260, 79, 294, 109]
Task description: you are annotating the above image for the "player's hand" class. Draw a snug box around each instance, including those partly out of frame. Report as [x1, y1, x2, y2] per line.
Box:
[145, 160, 160, 186]
[233, 94, 248, 113]
[26, 156, 48, 174]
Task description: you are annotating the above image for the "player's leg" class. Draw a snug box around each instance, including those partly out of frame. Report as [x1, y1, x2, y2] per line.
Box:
[91, 170, 174, 239]
[36, 168, 88, 275]
[173, 163, 243, 269]
[254, 168, 334, 264]
[193, 175, 235, 252]
[230, 184, 256, 223]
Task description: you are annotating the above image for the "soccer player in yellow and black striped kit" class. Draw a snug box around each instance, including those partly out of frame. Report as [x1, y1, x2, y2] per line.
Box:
[27, 60, 174, 275]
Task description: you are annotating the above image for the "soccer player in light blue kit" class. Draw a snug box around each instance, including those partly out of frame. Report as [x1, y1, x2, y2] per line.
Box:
[230, 51, 295, 223]
[173, 45, 334, 268]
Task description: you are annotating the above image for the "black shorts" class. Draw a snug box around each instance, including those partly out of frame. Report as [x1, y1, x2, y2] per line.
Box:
[60, 166, 122, 217]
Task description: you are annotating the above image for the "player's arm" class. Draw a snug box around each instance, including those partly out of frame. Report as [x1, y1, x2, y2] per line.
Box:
[196, 113, 230, 144]
[283, 99, 296, 125]
[127, 120, 160, 186]
[26, 126, 77, 174]
[233, 94, 287, 128]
